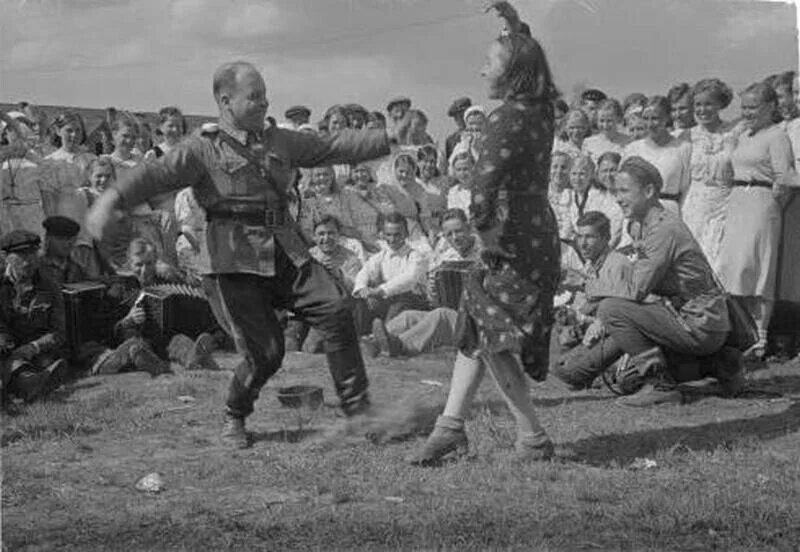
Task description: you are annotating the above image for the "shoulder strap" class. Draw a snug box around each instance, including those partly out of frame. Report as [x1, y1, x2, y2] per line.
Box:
[217, 130, 289, 204]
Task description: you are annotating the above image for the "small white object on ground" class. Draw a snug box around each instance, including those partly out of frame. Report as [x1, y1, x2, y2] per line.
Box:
[177, 395, 196, 403]
[384, 496, 404, 503]
[630, 457, 658, 470]
[420, 380, 443, 387]
[135, 472, 165, 493]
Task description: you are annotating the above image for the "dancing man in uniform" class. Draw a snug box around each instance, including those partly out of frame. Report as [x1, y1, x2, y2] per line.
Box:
[86, 61, 390, 448]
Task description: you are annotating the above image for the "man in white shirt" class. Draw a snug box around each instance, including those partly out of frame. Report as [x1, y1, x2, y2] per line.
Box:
[352, 212, 429, 334]
[366, 209, 481, 357]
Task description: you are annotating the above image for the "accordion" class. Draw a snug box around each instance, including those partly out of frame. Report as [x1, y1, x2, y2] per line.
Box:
[140, 283, 215, 348]
[63, 281, 114, 350]
[433, 260, 474, 310]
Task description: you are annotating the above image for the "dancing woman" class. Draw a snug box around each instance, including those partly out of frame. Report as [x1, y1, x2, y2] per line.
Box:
[410, 2, 564, 465]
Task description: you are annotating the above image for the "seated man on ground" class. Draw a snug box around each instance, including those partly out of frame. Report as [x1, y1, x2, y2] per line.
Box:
[38, 215, 89, 287]
[0, 230, 70, 403]
[285, 215, 363, 353]
[352, 212, 429, 334]
[550, 211, 634, 389]
[583, 157, 743, 406]
[367, 208, 481, 357]
[90, 237, 219, 376]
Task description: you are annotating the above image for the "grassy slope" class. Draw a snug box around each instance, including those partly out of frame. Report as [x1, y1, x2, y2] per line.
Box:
[2, 351, 800, 551]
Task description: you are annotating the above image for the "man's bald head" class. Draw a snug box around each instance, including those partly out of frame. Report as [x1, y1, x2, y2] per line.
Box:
[212, 61, 269, 134]
[213, 61, 260, 102]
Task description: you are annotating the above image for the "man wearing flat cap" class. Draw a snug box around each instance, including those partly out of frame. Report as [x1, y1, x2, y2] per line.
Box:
[284, 105, 311, 130]
[445, 96, 472, 161]
[0, 230, 70, 403]
[86, 60, 390, 448]
[39, 215, 87, 288]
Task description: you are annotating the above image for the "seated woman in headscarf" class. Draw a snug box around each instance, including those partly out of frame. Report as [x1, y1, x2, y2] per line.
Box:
[376, 151, 435, 252]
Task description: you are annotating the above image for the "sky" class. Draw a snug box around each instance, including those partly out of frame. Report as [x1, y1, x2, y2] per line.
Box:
[0, 0, 798, 139]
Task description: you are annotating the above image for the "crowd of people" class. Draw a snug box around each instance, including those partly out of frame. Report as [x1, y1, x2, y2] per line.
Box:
[1, 40, 799, 458]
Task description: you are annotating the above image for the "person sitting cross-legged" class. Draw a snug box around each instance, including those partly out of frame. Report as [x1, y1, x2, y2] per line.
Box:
[90, 238, 219, 376]
[367, 208, 481, 357]
[585, 157, 745, 406]
[352, 212, 429, 334]
[285, 215, 363, 353]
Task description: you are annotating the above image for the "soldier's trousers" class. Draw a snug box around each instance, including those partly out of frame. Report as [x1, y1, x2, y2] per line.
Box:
[202, 246, 368, 418]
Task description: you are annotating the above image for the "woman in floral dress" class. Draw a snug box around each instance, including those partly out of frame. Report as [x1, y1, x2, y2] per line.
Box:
[411, 1, 564, 465]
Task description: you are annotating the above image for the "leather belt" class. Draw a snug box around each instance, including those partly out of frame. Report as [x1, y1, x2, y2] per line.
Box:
[732, 179, 772, 189]
[659, 192, 681, 202]
[206, 205, 287, 227]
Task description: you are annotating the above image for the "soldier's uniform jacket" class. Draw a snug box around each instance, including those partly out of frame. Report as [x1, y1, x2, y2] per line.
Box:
[0, 271, 66, 356]
[38, 253, 88, 289]
[112, 119, 390, 277]
[586, 203, 730, 335]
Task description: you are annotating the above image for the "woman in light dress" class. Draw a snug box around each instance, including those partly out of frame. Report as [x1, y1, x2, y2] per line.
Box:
[582, 99, 630, 164]
[681, 79, 740, 268]
[0, 112, 45, 235]
[667, 82, 695, 140]
[552, 109, 590, 160]
[622, 96, 691, 214]
[567, 154, 623, 246]
[548, 151, 574, 241]
[716, 82, 794, 358]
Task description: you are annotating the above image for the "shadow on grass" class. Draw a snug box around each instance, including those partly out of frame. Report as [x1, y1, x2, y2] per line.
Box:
[250, 428, 321, 444]
[570, 396, 800, 466]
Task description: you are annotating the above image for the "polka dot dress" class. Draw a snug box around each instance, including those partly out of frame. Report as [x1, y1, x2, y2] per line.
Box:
[458, 96, 560, 381]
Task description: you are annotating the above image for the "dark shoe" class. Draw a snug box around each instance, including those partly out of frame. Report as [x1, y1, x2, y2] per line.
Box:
[10, 368, 50, 402]
[616, 347, 669, 395]
[130, 339, 170, 376]
[712, 346, 746, 397]
[185, 333, 220, 371]
[45, 359, 70, 390]
[91, 345, 131, 375]
[617, 382, 682, 407]
[513, 439, 555, 462]
[221, 413, 250, 449]
[372, 318, 405, 357]
[408, 417, 468, 466]
[341, 393, 371, 417]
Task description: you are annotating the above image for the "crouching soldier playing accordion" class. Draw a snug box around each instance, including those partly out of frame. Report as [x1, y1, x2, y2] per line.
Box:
[0, 230, 70, 403]
[86, 61, 390, 448]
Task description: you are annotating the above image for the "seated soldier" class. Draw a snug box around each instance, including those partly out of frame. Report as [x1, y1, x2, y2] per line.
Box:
[285, 215, 363, 353]
[352, 212, 429, 334]
[38, 215, 88, 287]
[0, 230, 70, 402]
[585, 157, 744, 406]
[550, 211, 632, 389]
[366, 208, 481, 357]
[90, 238, 219, 376]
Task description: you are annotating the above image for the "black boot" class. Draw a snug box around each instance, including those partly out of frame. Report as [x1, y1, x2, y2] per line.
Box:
[616, 347, 682, 407]
[326, 344, 370, 417]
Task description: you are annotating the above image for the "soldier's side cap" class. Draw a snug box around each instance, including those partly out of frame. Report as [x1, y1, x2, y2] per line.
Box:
[43, 215, 81, 238]
[386, 96, 412, 112]
[447, 97, 472, 117]
[0, 229, 41, 253]
[284, 105, 311, 119]
[200, 122, 219, 135]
